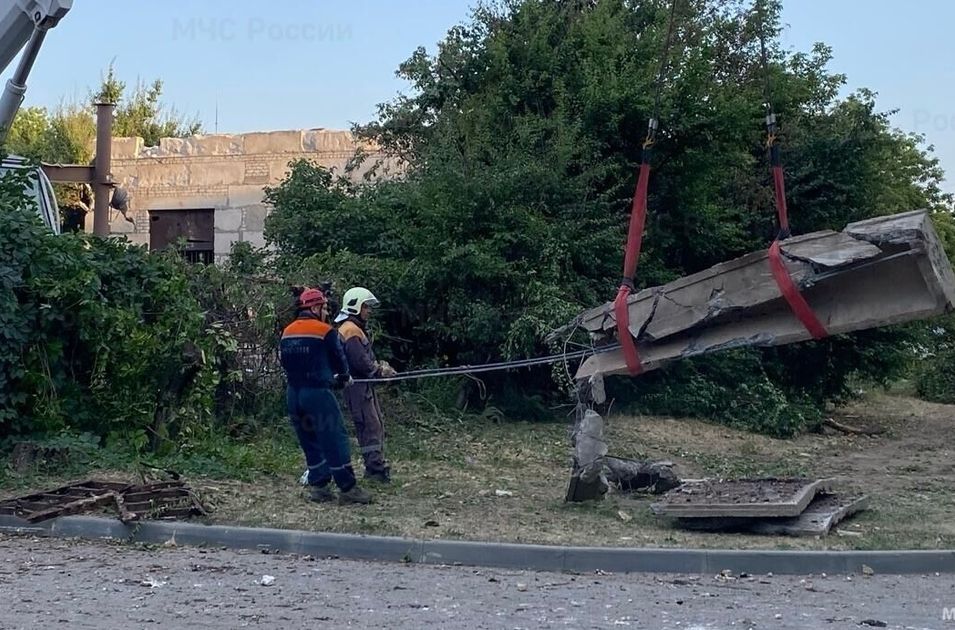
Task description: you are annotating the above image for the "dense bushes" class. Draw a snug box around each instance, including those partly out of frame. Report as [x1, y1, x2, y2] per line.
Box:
[0, 169, 288, 452]
[4, 0, 955, 446]
[914, 315, 955, 404]
[0, 190, 203, 447]
[261, 0, 952, 432]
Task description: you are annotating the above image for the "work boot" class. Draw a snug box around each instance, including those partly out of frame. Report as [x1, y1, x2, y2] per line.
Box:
[364, 468, 391, 484]
[308, 485, 336, 503]
[338, 485, 373, 505]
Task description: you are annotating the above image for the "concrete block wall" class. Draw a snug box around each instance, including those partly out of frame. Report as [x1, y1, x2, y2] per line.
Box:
[105, 129, 399, 260]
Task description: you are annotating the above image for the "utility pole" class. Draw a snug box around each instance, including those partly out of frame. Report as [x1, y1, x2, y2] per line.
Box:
[40, 102, 119, 236]
[92, 102, 114, 237]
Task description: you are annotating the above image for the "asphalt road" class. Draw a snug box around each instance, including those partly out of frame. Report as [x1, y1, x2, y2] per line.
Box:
[0, 534, 953, 629]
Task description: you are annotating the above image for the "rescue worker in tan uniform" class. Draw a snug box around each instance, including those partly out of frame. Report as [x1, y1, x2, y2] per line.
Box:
[334, 287, 397, 483]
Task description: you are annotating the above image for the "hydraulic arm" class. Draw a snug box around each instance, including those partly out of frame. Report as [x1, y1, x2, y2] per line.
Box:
[0, 0, 72, 144]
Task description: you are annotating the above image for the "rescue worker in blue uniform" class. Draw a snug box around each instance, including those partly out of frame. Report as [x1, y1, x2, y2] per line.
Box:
[334, 287, 396, 483]
[280, 287, 372, 505]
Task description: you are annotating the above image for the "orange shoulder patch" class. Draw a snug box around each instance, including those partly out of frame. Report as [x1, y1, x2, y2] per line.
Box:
[338, 320, 367, 342]
[283, 318, 332, 339]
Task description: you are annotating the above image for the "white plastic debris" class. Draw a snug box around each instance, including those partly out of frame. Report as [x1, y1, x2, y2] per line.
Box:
[140, 577, 166, 588]
[260, 575, 275, 586]
[494, 489, 513, 497]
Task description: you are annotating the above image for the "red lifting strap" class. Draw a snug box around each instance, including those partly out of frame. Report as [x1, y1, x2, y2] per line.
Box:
[614, 160, 652, 375]
[766, 164, 828, 340]
[758, 1, 827, 342]
[771, 164, 789, 234]
[767, 240, 828, 340]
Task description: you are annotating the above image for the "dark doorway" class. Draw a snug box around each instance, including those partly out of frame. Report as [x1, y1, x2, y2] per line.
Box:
[149, 208, 215, 264]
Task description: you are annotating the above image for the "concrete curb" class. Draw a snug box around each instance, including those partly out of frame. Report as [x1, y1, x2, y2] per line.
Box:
[1, 515, 953, 575]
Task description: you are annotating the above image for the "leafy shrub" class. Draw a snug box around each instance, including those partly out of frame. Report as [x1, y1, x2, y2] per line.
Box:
[0, 178, 216, 449]
[914, 315, 955, 404]
[262, 0, 952, 433]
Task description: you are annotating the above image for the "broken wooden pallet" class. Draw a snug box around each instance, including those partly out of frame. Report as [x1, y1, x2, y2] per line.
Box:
[0, 479, 207, 523]
[566, 210, 955, 379]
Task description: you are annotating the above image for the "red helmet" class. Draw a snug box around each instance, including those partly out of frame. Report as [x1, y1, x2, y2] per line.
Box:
[299, 288, 326, 308]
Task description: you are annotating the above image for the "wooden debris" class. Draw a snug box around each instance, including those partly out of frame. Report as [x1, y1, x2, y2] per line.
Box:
[0, 480, 128, 518]
[564, 210, 955, 379]
[823, 417, 885, 436]
[21, 492, 120, 524]
[0, 478, 207, 523]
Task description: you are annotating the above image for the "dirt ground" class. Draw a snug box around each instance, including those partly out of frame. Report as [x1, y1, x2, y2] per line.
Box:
[2, 534, 953, 630]
[2, 391, 954, 550]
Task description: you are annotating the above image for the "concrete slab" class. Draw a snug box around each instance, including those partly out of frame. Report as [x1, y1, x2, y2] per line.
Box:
[675, 493, 870, 537]
[750, 493, 870, 537]
[651, 478, 835, 518]
[214, 207, 243, 232]
[214, 231, 238, 256]
[242, 205, 268, 232]
[572, 210, 955, 379]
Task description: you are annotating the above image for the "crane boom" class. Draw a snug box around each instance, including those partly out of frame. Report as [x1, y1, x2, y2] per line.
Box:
[0, 0, 72, 144]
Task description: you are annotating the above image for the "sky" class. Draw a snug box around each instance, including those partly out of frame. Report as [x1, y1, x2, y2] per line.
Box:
[6, 1, 954, 193]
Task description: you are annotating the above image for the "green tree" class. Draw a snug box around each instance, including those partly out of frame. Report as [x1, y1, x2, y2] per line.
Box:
[4, 66, 201, 229]
[3, 106, 50, 159]
[266, 0, 950, 430]
[6, 65, 201, 161]
[94, 64, 201, 146]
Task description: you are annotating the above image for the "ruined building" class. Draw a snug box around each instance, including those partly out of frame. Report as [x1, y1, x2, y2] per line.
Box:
[101, 129, 392, 262]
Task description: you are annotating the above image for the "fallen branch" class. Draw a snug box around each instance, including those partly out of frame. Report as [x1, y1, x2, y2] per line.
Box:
[823, 417, 885, 436]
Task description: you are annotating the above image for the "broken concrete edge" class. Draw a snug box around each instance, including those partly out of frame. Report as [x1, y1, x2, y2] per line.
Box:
[1, 515, 953, 576]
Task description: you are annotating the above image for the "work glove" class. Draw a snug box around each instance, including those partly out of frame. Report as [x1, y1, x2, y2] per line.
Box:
[377, 361, 398, 378]
[333, 373, 353, 389]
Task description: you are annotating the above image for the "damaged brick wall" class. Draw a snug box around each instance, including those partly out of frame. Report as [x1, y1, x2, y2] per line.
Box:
[98, 129, 399, 261]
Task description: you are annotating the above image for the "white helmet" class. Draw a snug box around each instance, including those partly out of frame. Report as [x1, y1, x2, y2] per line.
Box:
[335, 287, 380, 323]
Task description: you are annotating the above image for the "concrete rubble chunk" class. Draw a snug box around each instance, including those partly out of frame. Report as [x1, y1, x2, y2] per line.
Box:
[568, 210, 955, 379]
[564, 409, 610, 502]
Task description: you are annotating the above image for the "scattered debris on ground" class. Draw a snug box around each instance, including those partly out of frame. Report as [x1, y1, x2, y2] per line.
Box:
[0, 478, 208, 524]
[572, 402, 874, 538]
[1, 393, 950, 549]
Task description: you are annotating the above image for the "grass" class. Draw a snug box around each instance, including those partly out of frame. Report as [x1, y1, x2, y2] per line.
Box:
[2, 390, 954, 551]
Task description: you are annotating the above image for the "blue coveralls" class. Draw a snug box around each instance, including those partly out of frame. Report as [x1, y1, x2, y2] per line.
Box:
[279, 313, 356, 491]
